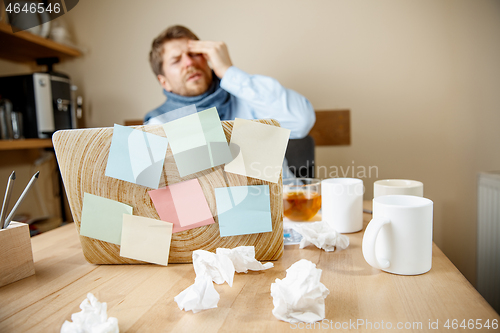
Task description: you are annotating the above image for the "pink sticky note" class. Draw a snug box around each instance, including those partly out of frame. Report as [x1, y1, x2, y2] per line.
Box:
[148, 179, 215, 233]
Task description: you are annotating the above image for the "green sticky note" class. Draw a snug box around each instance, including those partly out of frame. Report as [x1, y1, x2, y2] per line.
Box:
[80, 193, 133, 245]
[162, 113, 206, 155]
[162, 107, 233, 177]
[198, 107, 228, 143]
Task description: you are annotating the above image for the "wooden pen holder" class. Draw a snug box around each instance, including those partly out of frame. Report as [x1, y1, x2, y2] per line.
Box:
[0, 222, 35, 287]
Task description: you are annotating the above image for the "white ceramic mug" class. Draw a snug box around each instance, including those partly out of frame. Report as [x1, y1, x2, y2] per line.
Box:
[373, 179, 423, 198]
[321, 178, 363, 233]
[362, 195, 433, 275]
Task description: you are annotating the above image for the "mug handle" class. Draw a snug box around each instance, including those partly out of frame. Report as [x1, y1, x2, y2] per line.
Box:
[362, 217, 391, 270]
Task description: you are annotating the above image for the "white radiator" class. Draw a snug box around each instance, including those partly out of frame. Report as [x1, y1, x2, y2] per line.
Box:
[477, 172, 500, 314]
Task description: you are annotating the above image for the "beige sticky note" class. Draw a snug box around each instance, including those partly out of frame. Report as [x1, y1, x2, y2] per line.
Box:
[119, 215, 173, 266]
[224, 118, 290, 183]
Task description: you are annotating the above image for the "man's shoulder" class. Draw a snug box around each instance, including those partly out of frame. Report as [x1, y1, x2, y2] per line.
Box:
[144, 104, 167, 122]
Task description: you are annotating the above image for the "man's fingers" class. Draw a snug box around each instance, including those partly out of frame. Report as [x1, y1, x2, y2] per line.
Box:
[188, 40, 217, 48]
[188, 40, 225, 54]
[188, 40, 232, 78]
[187, 41, 210, 53]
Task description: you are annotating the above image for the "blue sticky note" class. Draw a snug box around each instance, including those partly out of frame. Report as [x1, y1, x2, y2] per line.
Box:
[145, 104, 197, 125]
[105, 124, 168, 189]
[214, 185, 272, 237]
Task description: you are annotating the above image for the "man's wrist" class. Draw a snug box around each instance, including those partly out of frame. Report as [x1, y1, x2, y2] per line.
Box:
[220, 66, 251, 95]
[220, 65, 235, 82]
[217, 65, 231, 79]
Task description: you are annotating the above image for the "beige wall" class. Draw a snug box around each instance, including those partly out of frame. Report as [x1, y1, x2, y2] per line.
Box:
[1, 0, 499, 286]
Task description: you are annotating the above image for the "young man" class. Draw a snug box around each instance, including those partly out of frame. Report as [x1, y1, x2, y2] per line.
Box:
[145, 25, 315, 140]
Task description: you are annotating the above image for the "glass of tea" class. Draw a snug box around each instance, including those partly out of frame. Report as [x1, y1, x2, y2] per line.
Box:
[283, 178, 321, 221]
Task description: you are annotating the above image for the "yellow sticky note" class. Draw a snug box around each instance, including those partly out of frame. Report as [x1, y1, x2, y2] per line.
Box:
[119, 215, 173, 266]
[224, 118, 290, 183]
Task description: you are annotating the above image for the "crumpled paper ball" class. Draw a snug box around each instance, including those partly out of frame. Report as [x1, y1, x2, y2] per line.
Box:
[216, 246, 274, 273]
[193, 250, 235, 286]
[174, 275, 220, 313]
[175, 246, 274, 313]
[60, 293, 119, 333]
[270, 259, 329, 323]
[295, 221, 350, 252]
[174, 249, 234, 313]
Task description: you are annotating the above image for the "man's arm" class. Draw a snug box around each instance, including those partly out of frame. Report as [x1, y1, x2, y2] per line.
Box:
[220, 66, 315, 139]
[188, 40, 315, 139]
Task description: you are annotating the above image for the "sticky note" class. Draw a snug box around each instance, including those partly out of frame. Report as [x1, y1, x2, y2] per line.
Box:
[148, 179, 215, 233]
[120, 215, 173, 266]
[145, 104, 197, 125]
[214, 185, 272, 237]
[224, 118, 290, 183]
[162, 107, 232, 177]
[80, 193, 133, 245]
[105, 124, 168, 189]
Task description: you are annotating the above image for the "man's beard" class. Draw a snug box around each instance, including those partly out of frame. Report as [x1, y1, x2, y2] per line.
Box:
[182, 68, 212, 96]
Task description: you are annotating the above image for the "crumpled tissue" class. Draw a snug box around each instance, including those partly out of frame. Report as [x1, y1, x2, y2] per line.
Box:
[174, 247, 274, 313]
[295, 221, 350, 252]
[270, 259, 329, 323]
[216, 246, 274, 273]
[173, 275, 220, 313]
[193, 249, 235, 286]
[60, 293, 119, 333]
[174, 249, 234, 313]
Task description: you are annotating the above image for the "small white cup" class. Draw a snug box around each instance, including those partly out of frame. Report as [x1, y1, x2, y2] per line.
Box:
[321, 178, 363, 233]
[373, 179, 423, 198]
[362, 195, 433, 275]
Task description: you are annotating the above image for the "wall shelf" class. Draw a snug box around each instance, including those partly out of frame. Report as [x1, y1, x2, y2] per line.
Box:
[0, 138, 52, 150]
[0, 21, 81, 63]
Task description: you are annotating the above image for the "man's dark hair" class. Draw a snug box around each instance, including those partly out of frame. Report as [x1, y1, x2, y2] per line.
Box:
[149, 25, 199, 77]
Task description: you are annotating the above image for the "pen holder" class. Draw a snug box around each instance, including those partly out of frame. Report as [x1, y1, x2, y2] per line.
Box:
[0, 222, 35, 287]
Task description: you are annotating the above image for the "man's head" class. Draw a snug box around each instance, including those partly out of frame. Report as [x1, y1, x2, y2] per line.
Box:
[149, 25, 213, 96]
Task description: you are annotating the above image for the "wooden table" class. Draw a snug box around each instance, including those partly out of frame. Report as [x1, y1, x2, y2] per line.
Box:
[1, 204, 498, 332]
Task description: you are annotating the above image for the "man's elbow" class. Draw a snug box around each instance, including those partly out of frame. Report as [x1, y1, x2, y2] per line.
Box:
[304, 104, 316, 133]
[291, 102, 315, 139]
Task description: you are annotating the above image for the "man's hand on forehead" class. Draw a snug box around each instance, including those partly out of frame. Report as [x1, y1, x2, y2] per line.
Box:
[188, 40, 233, 78]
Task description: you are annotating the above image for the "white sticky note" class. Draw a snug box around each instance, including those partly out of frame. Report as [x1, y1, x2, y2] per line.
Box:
[224, 118, 290, 183]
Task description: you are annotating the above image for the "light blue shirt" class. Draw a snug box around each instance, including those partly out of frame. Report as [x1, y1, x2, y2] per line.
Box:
[220, 66, 315, 139]
[145, 66, 315, 179]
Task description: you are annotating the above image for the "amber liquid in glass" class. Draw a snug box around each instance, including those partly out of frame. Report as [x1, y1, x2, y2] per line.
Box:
[283, 191, 321, 221]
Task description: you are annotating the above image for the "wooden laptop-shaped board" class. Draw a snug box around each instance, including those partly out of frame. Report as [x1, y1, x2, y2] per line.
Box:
[52, 120, 283, 264]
